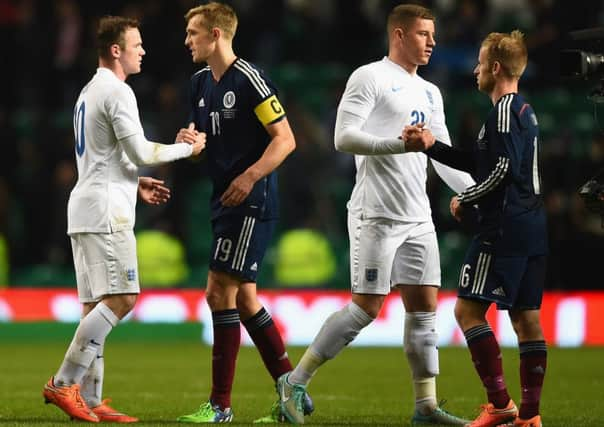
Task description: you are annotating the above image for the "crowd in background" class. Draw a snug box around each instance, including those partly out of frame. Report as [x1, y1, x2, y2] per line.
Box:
[1, 0, 603, 289]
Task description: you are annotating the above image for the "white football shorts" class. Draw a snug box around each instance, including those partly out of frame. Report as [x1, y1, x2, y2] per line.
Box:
[348, 213, 441, 295]
[70, 230, 140, 303]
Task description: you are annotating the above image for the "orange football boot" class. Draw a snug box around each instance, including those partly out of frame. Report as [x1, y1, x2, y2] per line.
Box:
[497, 415, 542, 427]
[92, 398, 139, 423]
[43, 377, 99, 422]
[466, 400, 518, 427]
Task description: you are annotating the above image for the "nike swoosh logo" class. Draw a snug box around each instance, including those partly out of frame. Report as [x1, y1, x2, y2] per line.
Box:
[280, 380, 291, 403]
[90, 339, 102, 346]
[280, 386, 289, 401]
[391, 86, 402, 92]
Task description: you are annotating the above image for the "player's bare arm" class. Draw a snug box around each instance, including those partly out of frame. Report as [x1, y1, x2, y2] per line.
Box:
[138, 177, 171, 205]
[220, 117, 295, 207]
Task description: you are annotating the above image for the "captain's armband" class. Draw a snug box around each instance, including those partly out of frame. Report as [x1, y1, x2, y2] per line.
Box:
[254, 95, 286, 126]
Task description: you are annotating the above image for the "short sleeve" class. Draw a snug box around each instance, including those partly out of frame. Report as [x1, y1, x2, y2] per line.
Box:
[254, 94, 286, 126]
[235, 60, 286, 126]
[106, 84, 144, 140]
[337, 66, 379, 120]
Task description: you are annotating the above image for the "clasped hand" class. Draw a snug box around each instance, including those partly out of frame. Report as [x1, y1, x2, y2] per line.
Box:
[449, 195, 464, 222]
[402, 123, 435, 152]
[176, 123, 206, 156]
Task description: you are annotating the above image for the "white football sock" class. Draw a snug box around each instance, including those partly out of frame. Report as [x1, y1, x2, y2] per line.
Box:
[290, 302, 373, 386]
[81, 342, 105, 408]
[404, 311, 439, 413]
[55, 303, 118, 386]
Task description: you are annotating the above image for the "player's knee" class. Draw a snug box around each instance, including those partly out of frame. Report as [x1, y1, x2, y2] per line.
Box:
[351, 294, 384, 318]
[404, 329, 439, 378]
[510, 312, 543, 341]
[102, 294, 137, 319]
[121, 294, 137, 314]
[399, 286, 438, 312]
[453, 303, 467, 328]
[454, 299, 481, 330]
[362, 305, 380, 319]
[205, 289, 223, 310]
[82, 302, 96, 317]
[235, 291, 258, 316]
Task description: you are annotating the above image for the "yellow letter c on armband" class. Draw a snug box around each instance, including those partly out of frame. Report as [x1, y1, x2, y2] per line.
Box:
[254, 95, 286, 126]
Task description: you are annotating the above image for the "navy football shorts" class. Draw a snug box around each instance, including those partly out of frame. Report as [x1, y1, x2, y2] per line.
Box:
[457, 238, 546, 310]
[209, 215, 276, 282]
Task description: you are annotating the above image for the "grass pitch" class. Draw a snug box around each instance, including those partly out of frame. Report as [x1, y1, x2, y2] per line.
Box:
[0, 323, 602, 426]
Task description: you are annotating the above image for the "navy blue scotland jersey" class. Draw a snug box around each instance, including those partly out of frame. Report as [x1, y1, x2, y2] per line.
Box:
[426, 93, 547, 256]
[188, 58, 286, 220]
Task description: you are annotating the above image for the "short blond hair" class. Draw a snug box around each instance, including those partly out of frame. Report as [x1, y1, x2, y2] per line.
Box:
[185, 2, 237, 40]
[481, 30, 528, 79]
[387, 4, 434, 34]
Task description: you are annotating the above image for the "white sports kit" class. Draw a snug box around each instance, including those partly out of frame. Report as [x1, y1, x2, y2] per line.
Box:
[68, 68, 192, 302]
[335, 57, 474, 294]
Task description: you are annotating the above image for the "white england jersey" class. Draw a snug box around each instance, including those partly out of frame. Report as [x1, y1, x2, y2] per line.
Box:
[337, 57, 474, 222]
[67, 68, 147, 234]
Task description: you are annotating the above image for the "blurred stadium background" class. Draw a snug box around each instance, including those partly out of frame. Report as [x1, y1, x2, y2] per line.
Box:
[2, 1, 604, 425]
[1, 0, 604, 341]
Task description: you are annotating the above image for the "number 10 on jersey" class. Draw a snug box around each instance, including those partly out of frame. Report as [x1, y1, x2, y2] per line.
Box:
[74, 101, 86, 157]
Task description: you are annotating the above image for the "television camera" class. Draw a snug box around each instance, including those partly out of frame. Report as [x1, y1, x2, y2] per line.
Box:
[561, 27, 604, 223]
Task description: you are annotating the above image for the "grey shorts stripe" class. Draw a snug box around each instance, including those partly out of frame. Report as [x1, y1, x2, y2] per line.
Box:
[472, 252, 492, 295]
[231, 216, 256, 271]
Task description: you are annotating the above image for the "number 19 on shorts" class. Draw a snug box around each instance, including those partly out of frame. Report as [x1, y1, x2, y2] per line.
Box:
[214, 237, 232, 262]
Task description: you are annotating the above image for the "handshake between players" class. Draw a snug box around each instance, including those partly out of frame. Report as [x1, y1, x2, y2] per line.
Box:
[176, 122, 206, 156]
[402, 123, 436, 152]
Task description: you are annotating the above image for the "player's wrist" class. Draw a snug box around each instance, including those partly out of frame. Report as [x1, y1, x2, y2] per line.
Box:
[397, 136, 406, 153]
[245, 166, 263, 182]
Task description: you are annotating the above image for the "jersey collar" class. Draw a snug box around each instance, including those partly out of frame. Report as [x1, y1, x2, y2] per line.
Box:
[210, 57, 239, 84]
[383, 56, 414, 78]
[96, 67, 121, 82]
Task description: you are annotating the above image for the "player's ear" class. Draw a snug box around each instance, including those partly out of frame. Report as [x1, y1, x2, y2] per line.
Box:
[392, 27, 404, 47]
[110, 43, 121, 59]
[492, 61, 500, 75]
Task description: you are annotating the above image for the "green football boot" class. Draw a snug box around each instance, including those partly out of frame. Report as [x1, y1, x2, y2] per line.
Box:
[177, 401, 233, 423]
